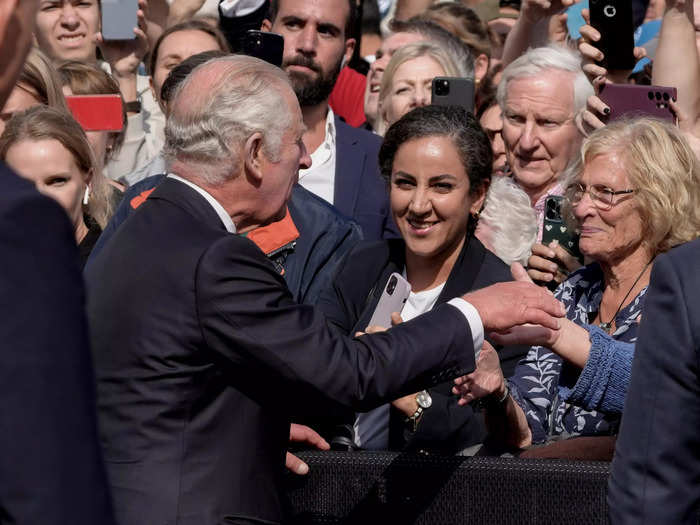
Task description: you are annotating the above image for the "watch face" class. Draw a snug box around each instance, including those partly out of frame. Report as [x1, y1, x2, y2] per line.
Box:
[416, 390, 432, 409]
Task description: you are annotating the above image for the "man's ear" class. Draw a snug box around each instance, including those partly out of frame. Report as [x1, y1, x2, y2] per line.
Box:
[0, 0, 20, 46]
[261, 18, 272, 32]
[343, 37, 356, 66]
[243, 132, 265, 185]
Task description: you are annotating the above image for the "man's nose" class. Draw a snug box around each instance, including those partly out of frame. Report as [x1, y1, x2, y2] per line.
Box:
[296, 25, 318, 55]
[518, 119, 540, 151]
[60, 4, 81, 29]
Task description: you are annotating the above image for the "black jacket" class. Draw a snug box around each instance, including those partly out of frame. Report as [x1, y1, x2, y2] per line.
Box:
[86, 177, 476, 524]
[317, 235, 529, 454]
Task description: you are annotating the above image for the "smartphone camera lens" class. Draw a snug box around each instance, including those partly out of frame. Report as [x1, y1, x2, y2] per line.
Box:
[647, 91, 654, 100]
[655, 92, 662, 100]
[545, 200, 561, 221]
[434, 79, 449, 96]
[663, 92, 670, 101]
[387, 276, 397, 295]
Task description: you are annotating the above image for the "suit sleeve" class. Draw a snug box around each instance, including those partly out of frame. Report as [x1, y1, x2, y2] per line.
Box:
[194, 235, 476, 414]
[608, 251, 700, 524]
[0, 188, 114, 524]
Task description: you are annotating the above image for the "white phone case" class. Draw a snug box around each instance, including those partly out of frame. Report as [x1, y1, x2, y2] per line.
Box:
[366, 273, 411, 330]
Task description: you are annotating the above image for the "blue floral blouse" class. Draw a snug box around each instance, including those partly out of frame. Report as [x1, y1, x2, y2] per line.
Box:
[507, 264, 647, 445]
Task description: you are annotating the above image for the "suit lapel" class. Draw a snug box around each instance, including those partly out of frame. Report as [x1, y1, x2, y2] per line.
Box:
[333, 117, 364, 218]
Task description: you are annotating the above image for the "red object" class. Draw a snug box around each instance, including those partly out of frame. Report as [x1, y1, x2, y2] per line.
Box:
[66, 95, 124, 132]
[328, 66, 367, 127]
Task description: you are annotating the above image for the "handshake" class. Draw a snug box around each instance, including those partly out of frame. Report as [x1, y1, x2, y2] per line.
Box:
[461, 263, 565, 345]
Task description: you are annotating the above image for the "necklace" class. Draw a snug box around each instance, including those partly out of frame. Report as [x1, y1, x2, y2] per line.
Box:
[599, 260, 652, 334]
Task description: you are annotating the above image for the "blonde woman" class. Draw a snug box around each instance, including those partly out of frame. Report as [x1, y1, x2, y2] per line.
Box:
[377, 41, 466, 135]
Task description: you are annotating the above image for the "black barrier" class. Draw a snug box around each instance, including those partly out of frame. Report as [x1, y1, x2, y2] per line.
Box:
[284, 451, 610, 524]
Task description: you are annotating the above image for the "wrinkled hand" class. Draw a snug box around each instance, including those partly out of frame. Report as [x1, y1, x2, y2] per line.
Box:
[452, 342, 505, 405]
[521, 0, 579, 24]
[527, 241, 582, 285]
[578, 9, 647, 84]
[548, 12, 570, 43]
[98, 0, 149, 77]
[463, 279, 565, 333]
[286, 424, 330, 475]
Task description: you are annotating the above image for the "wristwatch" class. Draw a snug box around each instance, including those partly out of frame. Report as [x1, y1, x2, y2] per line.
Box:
[406, 390, 432, 432]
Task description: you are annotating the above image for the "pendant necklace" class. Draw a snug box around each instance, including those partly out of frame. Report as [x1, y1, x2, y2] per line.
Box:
[599, 260, 652, 334]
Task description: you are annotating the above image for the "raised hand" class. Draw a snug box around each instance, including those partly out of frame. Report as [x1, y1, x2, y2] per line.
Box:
[520, 0, 579, 24]
[527, 240, 582, 285]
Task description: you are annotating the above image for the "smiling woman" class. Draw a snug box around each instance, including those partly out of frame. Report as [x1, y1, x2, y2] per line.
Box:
[316, 105, 529, 455]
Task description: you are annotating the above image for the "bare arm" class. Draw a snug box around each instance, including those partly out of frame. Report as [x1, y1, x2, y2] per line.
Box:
[652, 0, 700, 136]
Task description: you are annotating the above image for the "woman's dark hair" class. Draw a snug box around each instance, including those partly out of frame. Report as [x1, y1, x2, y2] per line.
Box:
[148, 20, 230, 76]
[379, 105, 493, 197]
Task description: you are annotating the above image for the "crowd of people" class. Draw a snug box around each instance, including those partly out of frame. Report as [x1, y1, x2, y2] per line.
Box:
[1, 0, 700, 523]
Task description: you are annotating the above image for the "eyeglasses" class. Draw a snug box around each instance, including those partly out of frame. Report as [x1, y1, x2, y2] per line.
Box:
[565, 182, 636, 211]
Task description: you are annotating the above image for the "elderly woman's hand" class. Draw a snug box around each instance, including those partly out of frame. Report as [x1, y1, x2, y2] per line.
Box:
[527, 241, 582, 285]
[575, 76, 609, 137]
[577, 9, 647, 85]
[453, 342, 505, 405]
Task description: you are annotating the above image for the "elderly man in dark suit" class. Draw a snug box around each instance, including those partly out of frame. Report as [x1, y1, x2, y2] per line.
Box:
[608, 238, 700, 524]
[86, 54, 564, 525]
[0, 1, 114, 523]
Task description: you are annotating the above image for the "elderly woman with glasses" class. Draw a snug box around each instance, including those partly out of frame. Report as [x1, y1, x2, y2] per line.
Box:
[454, 117, 700, 455]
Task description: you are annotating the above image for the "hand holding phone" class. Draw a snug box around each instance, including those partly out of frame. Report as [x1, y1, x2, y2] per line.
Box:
[366, 273, 411, 330]
[240, 30, 284, 68]
[588, 0, 636, 71]
[598, 84, 677, 124]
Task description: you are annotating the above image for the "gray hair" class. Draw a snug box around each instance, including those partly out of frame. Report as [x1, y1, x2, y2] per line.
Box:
[477, 176, 538, 265]
[390, 18, 474, 79]
[496, 44, 592, 114]
[163, 55, 293, 185]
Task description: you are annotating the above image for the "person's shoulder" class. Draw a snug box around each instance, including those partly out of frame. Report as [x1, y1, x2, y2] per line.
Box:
[290, 184, 354, 226]
[335, 115, 381, 149]
[660, 239, 700, 272]
[0, 163, 67, 223]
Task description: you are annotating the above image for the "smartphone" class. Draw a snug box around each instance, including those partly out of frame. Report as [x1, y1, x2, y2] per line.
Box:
[589, 0, 636, 70]
[240, 30, 284, 68]
[542, 196, 583, 262]
[431, 77, 475, 114]
[66, 95, 124, 132]
[598, 84, 677, 124]
[366, 273, 411, 329]
[100, 0, 138, 41]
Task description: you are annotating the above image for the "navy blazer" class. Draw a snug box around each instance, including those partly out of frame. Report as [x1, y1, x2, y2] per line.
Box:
[608, 239, 700, 524]
[317, 236, 527, 454]
[333, 116, 398, 240]
[86, 177, 475, 524]
[0, 163, 114, 524]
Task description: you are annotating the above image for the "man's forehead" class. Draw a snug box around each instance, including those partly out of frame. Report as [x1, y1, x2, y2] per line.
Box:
[275, 0, 349, 29]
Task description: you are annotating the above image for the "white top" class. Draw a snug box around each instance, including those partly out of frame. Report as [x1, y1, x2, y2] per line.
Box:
[167, 174, 237, 233]
[401, 283, 446, 322]
[297, 108, 337, 204]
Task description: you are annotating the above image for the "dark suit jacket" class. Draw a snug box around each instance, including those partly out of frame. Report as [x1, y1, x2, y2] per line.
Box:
[608, 239, 700, 524]
[317, 235, 528, 454]
[333, 116, 398, 241]
[85, 177, 475, 524]
[0, 163, 114, 524]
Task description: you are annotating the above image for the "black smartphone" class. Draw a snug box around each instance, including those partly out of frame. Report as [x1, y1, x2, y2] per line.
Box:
[431, 77, 475, 114]
[589, 0, 636, 70]
[240, 30, 284, 68]
[100, 0, 138, 41]
[542, 195, 583, 263]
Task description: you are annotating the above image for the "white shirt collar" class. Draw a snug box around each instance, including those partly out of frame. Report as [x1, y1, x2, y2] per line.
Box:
[167, 174, 237, 233]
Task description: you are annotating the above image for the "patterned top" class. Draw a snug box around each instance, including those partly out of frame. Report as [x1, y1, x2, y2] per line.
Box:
[508, 263, 647, 445]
